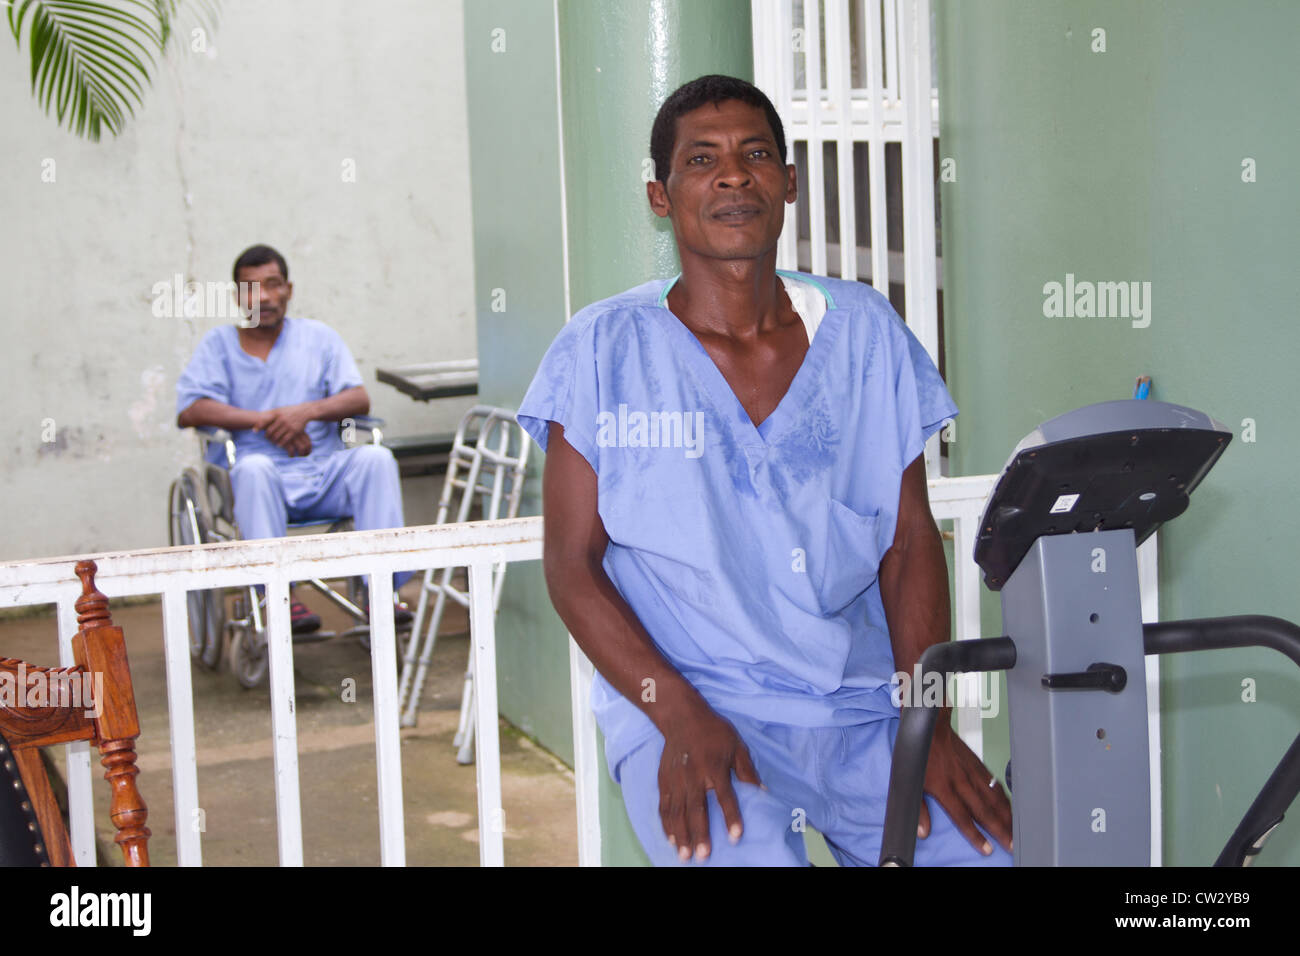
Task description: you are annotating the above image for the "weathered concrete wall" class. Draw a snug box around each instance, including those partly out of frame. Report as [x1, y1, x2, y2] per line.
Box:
[0, 0, 477, 559]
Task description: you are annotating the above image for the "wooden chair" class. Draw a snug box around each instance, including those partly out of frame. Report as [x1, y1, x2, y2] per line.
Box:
[0, 560, 149, 866]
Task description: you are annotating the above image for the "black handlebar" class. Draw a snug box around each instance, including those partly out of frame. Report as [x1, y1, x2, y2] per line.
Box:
[1143, 616, 1300, 867]
[878, 637, 1016, 867]
[877, 616, 1300, 868]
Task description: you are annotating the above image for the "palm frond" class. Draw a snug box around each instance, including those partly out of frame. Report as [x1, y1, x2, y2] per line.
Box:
[9, 0, 220, 141]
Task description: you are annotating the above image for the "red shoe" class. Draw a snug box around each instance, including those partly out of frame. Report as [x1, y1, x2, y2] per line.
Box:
[356, 586, 413, 627]
[290, 600, 322, 634]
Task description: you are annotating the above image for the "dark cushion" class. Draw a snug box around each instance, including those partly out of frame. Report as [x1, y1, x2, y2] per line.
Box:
[0, 734, 49, 867]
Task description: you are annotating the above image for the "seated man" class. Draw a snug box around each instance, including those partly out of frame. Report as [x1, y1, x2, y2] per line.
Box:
[519, 76, 1013, 866]
[176, 243, 411, 631]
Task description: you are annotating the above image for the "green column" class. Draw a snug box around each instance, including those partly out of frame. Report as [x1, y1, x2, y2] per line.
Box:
[556, 0, 752, 865]
[558, 0, 754, 310]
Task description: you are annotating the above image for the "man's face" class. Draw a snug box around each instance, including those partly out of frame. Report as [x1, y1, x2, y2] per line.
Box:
[235, 261, 292, 329]
[647, 99, 796, 264]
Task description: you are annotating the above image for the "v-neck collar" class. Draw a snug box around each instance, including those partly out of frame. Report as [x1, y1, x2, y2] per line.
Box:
[655, 270, 841, 444]
[238, 316, 291, 365]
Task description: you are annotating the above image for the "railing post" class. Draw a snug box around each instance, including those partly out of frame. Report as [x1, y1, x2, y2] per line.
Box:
[950, 501, 985, 757]
[469, 561, 505, 866]
[366, 571, 407, 866]
[161, 588, 204, 866]
[264, 576, 304, 866]
[568, 637, 602, 866]
[57, 594, 96, 866]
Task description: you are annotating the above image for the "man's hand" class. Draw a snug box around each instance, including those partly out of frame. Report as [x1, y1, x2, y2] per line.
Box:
[284, 432, 312, 457]
[248, 405, 313, 457]
[917, 722, 1013, 855]
[657, 698, 762, 862]
[257, 404, 315, 451]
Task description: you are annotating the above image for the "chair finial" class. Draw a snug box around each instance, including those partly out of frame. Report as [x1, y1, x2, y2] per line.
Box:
[74, 560, 111, 629]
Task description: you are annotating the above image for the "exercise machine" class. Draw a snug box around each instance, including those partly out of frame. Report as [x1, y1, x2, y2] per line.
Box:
[880, 399, 1300, 866]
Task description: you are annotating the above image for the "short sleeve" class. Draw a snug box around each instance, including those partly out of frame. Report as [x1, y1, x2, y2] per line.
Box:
[888, 316, 959, 472]
[323, 330, 364, 395]
[516, 313, 601, 472]
[176, 329, 231, 416]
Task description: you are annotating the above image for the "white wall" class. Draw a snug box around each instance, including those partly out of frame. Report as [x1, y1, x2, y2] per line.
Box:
[0, 0, 476, 559]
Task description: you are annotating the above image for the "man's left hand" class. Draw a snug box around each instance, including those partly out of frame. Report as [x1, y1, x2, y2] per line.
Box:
[918, 722, 1013, 855]
[259, 404, 315, 451]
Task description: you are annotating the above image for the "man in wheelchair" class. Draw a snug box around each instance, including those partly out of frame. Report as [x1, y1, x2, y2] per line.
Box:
[175, 243, 412, 640]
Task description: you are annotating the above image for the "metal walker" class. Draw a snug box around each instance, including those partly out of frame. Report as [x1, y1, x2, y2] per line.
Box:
[398, 406, 530, 765]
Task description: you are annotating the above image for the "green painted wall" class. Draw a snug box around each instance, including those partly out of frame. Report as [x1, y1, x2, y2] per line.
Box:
[463, 0, 574, 768]
[935, 0, 1300, 865]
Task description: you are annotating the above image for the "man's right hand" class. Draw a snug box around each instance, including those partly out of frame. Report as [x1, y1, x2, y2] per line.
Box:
[541, 421, 765, 864]
[656, 697, 763, 862]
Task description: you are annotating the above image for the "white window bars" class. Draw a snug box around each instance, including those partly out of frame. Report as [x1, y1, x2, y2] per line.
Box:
[753, 0, 942, 475]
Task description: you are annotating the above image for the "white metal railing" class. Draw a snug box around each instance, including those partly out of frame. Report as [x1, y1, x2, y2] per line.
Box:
[0, 483, 1161, 866]
[0, 518, 545, 867]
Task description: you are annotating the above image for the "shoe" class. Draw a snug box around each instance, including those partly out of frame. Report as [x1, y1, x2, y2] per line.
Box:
[290, 600, 322, 634]
[356, 586, 413, 626]
[393, 600, 413, 627]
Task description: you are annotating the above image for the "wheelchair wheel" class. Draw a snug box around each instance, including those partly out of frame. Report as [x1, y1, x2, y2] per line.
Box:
[229, 618, 269, 689]
[168, 472, 225, 670]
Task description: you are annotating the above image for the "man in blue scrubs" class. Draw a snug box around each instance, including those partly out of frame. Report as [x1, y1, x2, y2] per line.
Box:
[519, 76, 1013, 866]
[176, 244, 410, 630]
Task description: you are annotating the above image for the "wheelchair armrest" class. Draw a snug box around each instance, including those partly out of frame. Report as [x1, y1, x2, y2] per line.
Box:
[343, 415, 386, 446]
[194, 428, 237, 468]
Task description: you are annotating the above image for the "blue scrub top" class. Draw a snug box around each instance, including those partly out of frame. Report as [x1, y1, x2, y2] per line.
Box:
[176, 316, 363, 463]
[517, 272, 958, 768]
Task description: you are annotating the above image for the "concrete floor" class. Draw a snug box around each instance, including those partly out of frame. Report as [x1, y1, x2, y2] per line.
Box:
[1, 578, 578, 866]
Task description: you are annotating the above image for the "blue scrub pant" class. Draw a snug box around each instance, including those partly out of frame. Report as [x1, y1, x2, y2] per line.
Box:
[614, 711, 1013, 867]
[230, 445, 412, 588]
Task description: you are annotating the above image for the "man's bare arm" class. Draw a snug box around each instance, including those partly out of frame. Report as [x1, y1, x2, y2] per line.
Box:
[541, 422, 761, 861]
[295, 385, 371, 423]
[259, 386, 370, 445]
[179, 387, 369, 458]
[178, 387, 369, 430]
[878, 453, 1013, 854]
[177, 398, 264, 432]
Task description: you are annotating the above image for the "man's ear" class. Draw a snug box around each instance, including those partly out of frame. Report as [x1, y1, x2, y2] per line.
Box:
[785, 163, 798, 204]
[646, 179, 672, 219]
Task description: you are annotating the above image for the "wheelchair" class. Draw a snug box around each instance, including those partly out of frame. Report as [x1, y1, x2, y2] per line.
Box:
[167, 415, 402, 688]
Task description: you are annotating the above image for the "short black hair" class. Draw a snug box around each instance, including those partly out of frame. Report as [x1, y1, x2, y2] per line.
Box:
[650, 74, 786, 184]
[232, 244, 288, 283]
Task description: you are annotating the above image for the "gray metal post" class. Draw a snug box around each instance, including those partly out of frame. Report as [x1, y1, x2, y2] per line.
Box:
[1001, 528, 1151, 865]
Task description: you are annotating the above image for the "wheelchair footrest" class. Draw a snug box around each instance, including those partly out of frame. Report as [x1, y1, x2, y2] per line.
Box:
[342, 624, 412, 640]
[291, 630, 337, 645]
